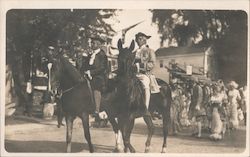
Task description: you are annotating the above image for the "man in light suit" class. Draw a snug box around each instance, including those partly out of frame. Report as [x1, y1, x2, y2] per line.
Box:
[189, 79, 206, 138]
[133, 32, 159, 110]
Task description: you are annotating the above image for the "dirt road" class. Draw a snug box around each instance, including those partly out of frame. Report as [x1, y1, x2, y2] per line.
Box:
[4, 115, 247, 154]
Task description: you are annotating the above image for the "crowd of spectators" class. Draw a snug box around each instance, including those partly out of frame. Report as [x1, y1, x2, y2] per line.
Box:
[167, 77, 247, 140]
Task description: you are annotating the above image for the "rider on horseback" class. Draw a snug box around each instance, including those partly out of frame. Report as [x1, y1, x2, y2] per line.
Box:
[80, 36, 108, 119]
[133, 32, 160, 109]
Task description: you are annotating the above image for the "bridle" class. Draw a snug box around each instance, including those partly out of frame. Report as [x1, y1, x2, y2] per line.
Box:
[48, 59, 83, 98]
[61, 82, 82, 94]
[50, 75, 90, 100]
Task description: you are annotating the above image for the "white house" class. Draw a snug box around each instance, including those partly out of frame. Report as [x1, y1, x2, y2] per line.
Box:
[153, 44, 218, 83]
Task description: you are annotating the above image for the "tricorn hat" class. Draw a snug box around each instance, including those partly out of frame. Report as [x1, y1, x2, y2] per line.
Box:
[135, 32, 151, 40]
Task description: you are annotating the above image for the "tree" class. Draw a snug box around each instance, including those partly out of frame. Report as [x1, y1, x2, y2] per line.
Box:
[6, 9, 117, 114]
[214, 11, 247, 85]
[151, 10, 232, 47]
[151, 10, 247, 85]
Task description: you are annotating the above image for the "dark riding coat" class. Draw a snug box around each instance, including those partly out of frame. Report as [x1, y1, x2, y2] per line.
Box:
[81, 49, 108, 92]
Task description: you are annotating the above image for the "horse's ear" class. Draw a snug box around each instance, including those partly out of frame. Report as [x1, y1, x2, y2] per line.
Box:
[117, 39, 123, 50]
[129, 40, 135, 52]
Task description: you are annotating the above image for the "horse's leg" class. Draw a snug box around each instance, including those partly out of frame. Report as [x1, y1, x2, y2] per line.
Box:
[126, 117, 136, 153]
[117, 129, 123, 151]
[108, 117, 123, 152]
[57, 101, 64, 128]
[122, 118, 135, 153]
[65, 115, 75, 153]
[143, 115, 154, 153]
[160, 86, 171, 153]
[81, 113, 94, 153]
[121, 117, 129, 153]
[120, 115, 135, 153]
[161, 112, 169, 153]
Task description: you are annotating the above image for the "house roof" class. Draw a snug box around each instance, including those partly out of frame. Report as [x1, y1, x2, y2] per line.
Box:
[155, 45, 211, 57]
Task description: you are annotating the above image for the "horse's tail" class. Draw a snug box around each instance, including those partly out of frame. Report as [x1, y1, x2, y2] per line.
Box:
[160, 84, 172, 103]
[158, 84, 172, 123]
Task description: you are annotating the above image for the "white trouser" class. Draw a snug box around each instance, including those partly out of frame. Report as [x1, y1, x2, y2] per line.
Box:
[136, 74, 150, 109]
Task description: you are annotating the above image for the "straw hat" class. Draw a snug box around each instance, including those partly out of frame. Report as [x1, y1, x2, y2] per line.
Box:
[228, 80, 238, 89]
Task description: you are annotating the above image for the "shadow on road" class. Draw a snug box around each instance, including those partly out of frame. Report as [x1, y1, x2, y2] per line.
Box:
[166, 127, 246, 150]
[5, 140, 114, 153]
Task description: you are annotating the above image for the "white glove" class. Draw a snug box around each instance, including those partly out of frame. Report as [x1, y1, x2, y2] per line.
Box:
[26, 81, 32, 94]
[85, 70, 92, 80]
[135, 63, 140, 73]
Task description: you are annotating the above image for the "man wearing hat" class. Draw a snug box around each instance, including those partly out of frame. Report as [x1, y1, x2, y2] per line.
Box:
[134, 32, 160, 110]
[188, 78, 206, 138]
[81, 35, 108, 118]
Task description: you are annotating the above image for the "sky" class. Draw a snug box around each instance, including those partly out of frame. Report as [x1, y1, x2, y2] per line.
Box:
[110, 10, 161, 51]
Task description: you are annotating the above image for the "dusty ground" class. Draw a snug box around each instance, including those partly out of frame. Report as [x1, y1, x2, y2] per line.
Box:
[4, 113, 247, 154]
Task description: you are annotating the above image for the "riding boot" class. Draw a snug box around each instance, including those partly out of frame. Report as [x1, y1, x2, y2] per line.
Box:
[93, 90, 101, 126]
[94, 90, 101, 113]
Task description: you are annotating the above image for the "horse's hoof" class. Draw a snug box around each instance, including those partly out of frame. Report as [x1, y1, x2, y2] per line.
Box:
[66, 149, 71, 153]
[161, 147, 167, 153]
[145, 146, 150, 153]
[112, 148, 119, 153]
[124, 148, 128, 153]
[113, 147, 123, 153]
[57, 123, 65, 128]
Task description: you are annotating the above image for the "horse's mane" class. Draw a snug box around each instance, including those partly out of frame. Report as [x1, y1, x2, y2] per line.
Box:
[59, 55, 83, 84]
[126, 76, 146, 111]
[117, 52, 147, 112]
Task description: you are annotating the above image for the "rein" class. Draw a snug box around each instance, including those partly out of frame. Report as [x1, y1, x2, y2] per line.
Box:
[61, 82, 82, 94]
[60, 75, 90, 95]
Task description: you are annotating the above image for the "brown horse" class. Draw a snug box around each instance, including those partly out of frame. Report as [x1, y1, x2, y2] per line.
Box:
[49, 54, 94, 153]
[104, 39, 172, 153]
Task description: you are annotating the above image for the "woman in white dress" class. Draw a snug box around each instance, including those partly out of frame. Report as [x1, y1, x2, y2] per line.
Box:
[209, 83, 228, 140]
[227, 81, 241, 129]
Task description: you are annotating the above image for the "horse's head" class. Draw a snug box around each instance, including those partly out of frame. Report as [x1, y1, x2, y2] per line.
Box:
[48, 55, 63, 100]
[117, 39, 136, 78]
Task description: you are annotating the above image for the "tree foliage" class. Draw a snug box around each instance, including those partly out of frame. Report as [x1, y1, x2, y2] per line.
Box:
[151, 9, 247, 85]
[6, 9, 117, 109]
[151, 10, 246, 47]
[7, 9, 117, 77]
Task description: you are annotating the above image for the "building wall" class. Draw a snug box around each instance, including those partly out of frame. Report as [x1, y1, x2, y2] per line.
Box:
[153, 53, 205, 83]
[206, 51, 218, 80]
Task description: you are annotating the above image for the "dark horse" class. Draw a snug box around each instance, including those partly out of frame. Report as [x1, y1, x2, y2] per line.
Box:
[104, 39, 172, 153]
[49, 54, 94, 153]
